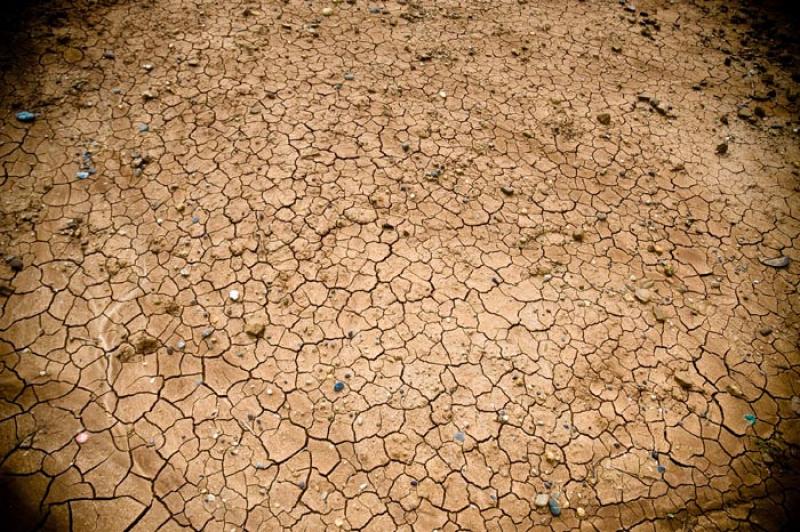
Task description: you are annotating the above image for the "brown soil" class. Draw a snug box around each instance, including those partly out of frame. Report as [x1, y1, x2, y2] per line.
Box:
[1, 0, 800, 530]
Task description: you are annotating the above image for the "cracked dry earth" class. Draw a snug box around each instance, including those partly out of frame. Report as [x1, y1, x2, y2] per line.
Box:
[2, 0, 800, 530]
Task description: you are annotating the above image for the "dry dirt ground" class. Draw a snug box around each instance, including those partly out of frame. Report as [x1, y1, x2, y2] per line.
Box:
[1, 0, 799, 530]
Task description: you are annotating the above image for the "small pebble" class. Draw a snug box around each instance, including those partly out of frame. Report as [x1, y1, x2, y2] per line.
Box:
[229, 289, 240, 301]
[322, 7, 334, 16]
[577, 507, 586, 518]
[761, 256, 790, 268]
[333, 381, 345, 392]
[8, 257, 23, 272]
[548, 497, 561, 516]
[15, 111, 36, 122]
[454, 431, 465, 443]
[634, 288, 652, 303]
[75, 432, 89, 444]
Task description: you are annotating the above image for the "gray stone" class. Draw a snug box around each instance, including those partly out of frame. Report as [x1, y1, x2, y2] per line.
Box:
[761, 256, 789, 268]
[634, 288, 652, 303]
[534, 493, 549, 507]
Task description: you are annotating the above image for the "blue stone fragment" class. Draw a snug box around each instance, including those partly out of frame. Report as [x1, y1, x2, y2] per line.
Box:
[744, 413, 757, 426]
[15, 111, 36, 122]
[657, 464, 666, 474]
[454, 431, 465, 443]
[548, 497, 561, 516]
[333, 381, 345, 392]
[76, 171, 90, 180]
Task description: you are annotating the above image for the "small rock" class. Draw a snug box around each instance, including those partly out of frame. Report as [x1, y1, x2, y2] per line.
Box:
[142, 90, 158, 101]
[791, 396, 800, 415]
[245, 319, 266, 338]
[725, 382, 744, 398]
[634, 288, 652, 303]
[344, 72, 354, 81]
[572, 229, 584, 242]
[500, 185, 514, 196]
[15, 111, 36, 123]
[597, 112, 611, 125]
[229, 289, 240, 301]
[653, 306, 667, 322]
[548, 497, 561, 517]
[438, 90, 447, 98]
[75, 432, 89, 444]
[674, 372, 697, 391]
[7, 257, 23, 272]
[758, 326, 773, 336]
[142, 63, 154, 71]
[322, 7, 334, 16]
[454, 431, 465, 443]
[0, 282, 13, 297]
[760, 256, 790, 268]
[577, 507, 586, 518]
[187, 58, 200, 66]
[737, 107, 754, 122]
[715, 141, 728, 155]
[76, 171, 90, 180]
[176, 339, 186, 351]
[333, 381, 345, 392]
[534, 493, 549, 507]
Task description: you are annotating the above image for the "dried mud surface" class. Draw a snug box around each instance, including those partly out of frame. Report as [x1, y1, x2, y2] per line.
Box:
[1, 0, 800, 530]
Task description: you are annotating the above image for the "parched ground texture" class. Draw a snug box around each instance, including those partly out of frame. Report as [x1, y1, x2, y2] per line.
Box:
[1, 0, 799, 530]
